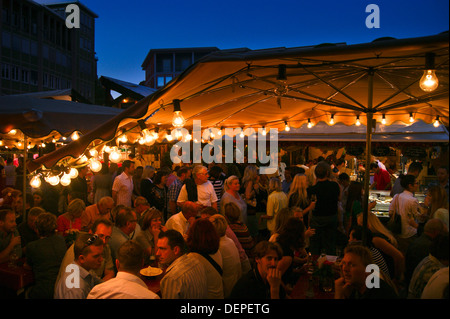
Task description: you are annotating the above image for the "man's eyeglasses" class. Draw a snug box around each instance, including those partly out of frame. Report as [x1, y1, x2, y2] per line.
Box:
[86, 234, 99, 245]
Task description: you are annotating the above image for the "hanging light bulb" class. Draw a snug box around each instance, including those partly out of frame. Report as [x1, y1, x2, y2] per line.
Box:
[46, 174, 60, 186]
[172, 99, 186, 128]
[433, 116, 440, 127]
[307, 118, 313, 128]
[89, 149, 98, 157]
[284, 121, 290, 131]
[17, 140, 22, 148]
[8, 129, 17, 135]
[329, 114, 335, 125]
[409, 113, 414, 123]
[420, 53, 439, 92]
[68, 167, 78, 179]
[52, 137, 57, 143]
[89, 158, 102, 172]
[71, 131, 80, 141]
[165, 131, 173, 142]
[109, 147, 121, 163]
[41, 141, 46, 148]
[239, 129, 245, 138]
[355, 115, 361, 126]
[103, 145, 111, 153]
[30, 175, 42, 188]
[381, 114, 386, 125]
[118, 134, 128, 144]
[60, 173, 72, 186]
[218, 128, 223, 136]
[261, 127, 267, 136]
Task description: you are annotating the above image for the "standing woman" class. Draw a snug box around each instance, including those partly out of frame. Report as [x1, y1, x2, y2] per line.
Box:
[240, 165, 259, 236]
[220, 176, 247, 224]
[287, 174, 315, 228]
[260, 177, 288, 236]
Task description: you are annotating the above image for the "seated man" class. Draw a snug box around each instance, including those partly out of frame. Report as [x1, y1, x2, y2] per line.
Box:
[335, 245, 398, 299]
[229, 241, 285, 299]
[87, 240, 160, 299]
[156, 229, 208, 299]
[54, 233, 104, 299]
[165, 201, 198, 239]
[80, 196, 114, 231]
[56, 218, 115, 285]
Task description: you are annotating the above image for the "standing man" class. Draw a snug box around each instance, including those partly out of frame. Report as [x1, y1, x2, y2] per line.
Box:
[391, 162, 423, 197]
[176, 165, 218, 211]
[434, 166, 449, 198]
[54, 233, 104, 299]
[112, 160, 135, 207]
[229, 241, 284, 299]
[156, 229, 208, 299]
[370, 162, 392, 191]
[167, 166, 191, 217]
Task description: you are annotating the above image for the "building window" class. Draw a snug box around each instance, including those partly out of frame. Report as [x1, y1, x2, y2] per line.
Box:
[1, 63, 11, 79]
[11, 65, 20, 81]
[2, 31, 11, 48]
[21, 69, 29, 83]
[175, 53, 192, 72]
[30, 71, 38, 86]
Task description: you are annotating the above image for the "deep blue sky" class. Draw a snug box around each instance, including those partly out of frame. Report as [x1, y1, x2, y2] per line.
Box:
[39, 0, 450, 85]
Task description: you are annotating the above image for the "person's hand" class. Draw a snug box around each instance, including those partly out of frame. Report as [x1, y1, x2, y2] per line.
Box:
[369, 201, 377, 210]
[266, 268, 282, 289]
[334, 277, 353, 299]
[10, 234, 21, 247]
[305, 227, 315, 238]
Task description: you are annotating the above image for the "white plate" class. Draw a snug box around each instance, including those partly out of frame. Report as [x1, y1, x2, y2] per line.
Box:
[140, 266, 162, 277]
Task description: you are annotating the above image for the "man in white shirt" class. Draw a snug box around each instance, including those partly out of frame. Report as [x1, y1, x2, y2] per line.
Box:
[112, 160, 135, 207]
[87, 240, 160, 299]
[165, 201, 198, 238]
[176, 165, 218, 210]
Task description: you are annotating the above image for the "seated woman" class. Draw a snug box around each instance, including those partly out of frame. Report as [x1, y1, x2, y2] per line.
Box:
[57, 198, 85, 246]
[135, 208, 167, 265]
[224, 201, 255, 257]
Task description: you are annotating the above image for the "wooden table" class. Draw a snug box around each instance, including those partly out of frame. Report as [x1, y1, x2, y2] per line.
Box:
[140, 266, 165, 296]
[290, 273, 335, 299]
[0, 259, 34, 293]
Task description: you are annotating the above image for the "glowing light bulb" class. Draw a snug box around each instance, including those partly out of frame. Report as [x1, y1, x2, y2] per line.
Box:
[420, 69, 439, 92]
[356, 116, 361, 126]
[166, 132, 173, 142]
[284, 121, 290, 131]
[68, 167, 78, 179]
[89, 158, 102, 172]
[30, 175, 41, 188]
[307, 119, 313, 128]
[172, 111, 186, 128]
[47, 175, 60, 186]
[109, 148, 121, 163]
[89, 149, 98, 157]
[381, 115, 386, 125]
[262, 127, 267, 136]
[119, 134, 128, 143]
[71, 131, 80, 141]
[60, 174, 71, 186]
[433, 116, 440, 127]
[409, 113, 414, 123]
[239, 130, 245, 138]
[329, 116, 334, 125]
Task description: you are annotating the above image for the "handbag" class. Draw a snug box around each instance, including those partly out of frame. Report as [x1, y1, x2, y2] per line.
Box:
[387, 194, 402, 234]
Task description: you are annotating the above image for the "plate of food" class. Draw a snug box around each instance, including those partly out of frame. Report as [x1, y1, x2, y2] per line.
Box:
[140, 266, 163, 277]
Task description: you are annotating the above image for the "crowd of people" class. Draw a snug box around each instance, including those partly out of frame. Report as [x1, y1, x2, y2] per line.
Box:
[0, 155, 448, 300]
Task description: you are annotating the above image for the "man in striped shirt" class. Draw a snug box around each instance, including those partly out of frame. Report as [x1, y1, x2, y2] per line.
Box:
[156, 229, 208, 299]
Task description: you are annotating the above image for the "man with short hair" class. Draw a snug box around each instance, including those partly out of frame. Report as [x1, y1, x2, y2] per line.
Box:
[157, 229, 208, 299]
[81, 196, 114, 231]
[18, 206, 45, 254]
[229, 241, 284, 299]
[56, 218, 115, 285]
[109, 207, 138, 269]
[0, 209, 21, 263]
[87, 240, 160, 299]
[335, 245, 398, 299]
[134, 196, 150, 225]
[370, 162, 392, 190]
[54, 233, 104, 299]
[112, 160, 135, 207]
[168, 166, 191, 217]
[176, 165, 218, 211]
[165, 201, 198, 239]
[391, 161, 423, 197]
[433, 166, 449, 198]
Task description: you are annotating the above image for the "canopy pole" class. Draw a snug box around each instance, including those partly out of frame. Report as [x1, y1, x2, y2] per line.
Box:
[362, 68, 374, 247]
[23, 135, 27, 221]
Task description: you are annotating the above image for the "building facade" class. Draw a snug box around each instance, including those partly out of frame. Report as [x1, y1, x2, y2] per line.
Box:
[0, 0, 97, 102]
[141, 47, 219, 89]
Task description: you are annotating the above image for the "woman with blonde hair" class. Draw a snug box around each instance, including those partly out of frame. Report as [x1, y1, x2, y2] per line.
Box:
[261, 177, 288, 235]
[357, 212, 404, 281]
[287, 174, 316, 228]
[220, 175, 247, 224]
[240, 165, 260, 236]
[135, 208, 167, 264]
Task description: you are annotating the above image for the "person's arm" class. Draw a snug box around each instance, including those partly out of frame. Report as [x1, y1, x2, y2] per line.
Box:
[266, 268, 282, 299]
[276, 256, 293, 276]
[372, 237, 405, 280]
[0, 234, 21, 263]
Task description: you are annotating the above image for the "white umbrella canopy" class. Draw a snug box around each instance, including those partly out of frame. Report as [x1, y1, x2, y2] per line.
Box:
[28, 32, 448, 172]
